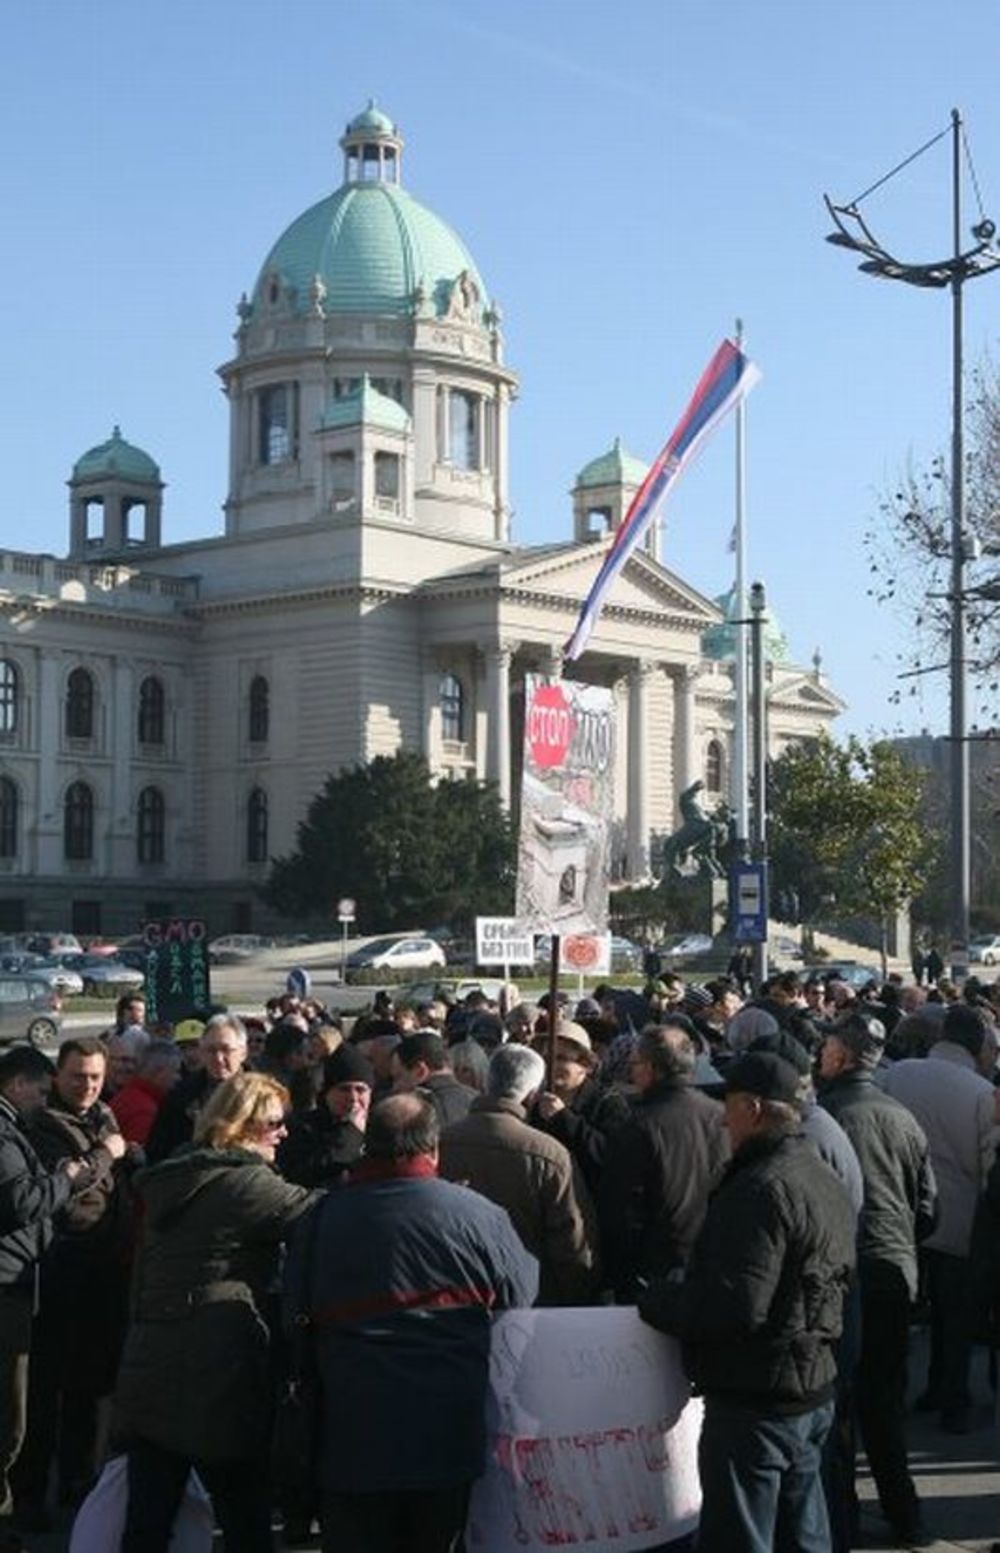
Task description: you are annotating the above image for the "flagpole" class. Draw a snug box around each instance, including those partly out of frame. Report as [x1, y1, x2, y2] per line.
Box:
[733, 319, 750, 859]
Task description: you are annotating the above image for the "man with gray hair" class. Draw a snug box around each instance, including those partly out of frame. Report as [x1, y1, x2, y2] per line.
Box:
[438, 1045, 599, 1304]
[145, 1015, 247, 1164]
[599, 1022, 729, 1301]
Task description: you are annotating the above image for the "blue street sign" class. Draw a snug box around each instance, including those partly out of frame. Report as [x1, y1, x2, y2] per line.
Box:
[730, 863, 768, 942]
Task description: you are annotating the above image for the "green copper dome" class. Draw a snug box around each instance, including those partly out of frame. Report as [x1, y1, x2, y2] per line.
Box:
[251, 105, 488, 320]
[702, 586, 790, 663]
[71, 426, 160, 484]
[346, 101, 396, 136]
[575, 437, 648, 490]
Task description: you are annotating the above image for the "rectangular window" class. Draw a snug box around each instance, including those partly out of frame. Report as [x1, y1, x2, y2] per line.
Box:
[449, 390, 479, 470]
[330, 451, 356, 510]
[259, 384, 297, 465]
[374, 451, 400, 500]
[371, 377, 404, 405]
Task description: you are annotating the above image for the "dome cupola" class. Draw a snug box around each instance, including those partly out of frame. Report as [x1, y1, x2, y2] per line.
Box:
[67, 426, 163, 558]
[340, 100, 404, 186]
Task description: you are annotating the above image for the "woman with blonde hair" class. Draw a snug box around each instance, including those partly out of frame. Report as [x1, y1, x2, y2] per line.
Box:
[111, 1072, 313, 1552]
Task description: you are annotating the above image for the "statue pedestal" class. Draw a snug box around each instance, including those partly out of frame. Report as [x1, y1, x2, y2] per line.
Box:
[659, 873, 729, 939]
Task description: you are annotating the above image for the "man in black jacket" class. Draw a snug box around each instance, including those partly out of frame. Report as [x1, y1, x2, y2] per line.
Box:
[145, 1013, 247, 1164]
[530, 1022, 631, 1196]
[278, 1046, 373, 1188]
[0, 1048, 98, 1552]
[391, 1033, 476, 1128]
[819, 1012, 937, 1547]
[640, 1051, 856, 1553]
[598, 1023, 728, 1300]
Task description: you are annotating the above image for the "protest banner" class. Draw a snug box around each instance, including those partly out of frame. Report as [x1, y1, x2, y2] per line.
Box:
[516, 675, 615, 938]
[476, 917, 534, 971]
[141, 917, 211, 1025]
[468, 1307, 702, 1551]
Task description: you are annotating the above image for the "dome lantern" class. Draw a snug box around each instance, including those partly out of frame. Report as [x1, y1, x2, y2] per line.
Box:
[340, 100, 404, 187]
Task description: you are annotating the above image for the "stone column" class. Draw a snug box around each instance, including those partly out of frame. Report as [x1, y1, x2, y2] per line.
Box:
[421, 655, 442, 773]
[34, 648, 61, 874]
[411, 368, 437, 488]
[108, 656, 134, 876]
[493, 384, 510, 542]
[672, 663, 699, 821]
[627, 660, 655, 879]
[484, 643, 515, 808]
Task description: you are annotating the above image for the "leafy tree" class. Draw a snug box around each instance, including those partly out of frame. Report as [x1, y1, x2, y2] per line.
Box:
[769, 734, 933, 975]
[865, 360, 1000, 723]
[263, 749, 515, 931]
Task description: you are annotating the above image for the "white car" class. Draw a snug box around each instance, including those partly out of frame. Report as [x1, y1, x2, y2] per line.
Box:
[969, 934, 1000, 967]
[346, 936, 447, 975]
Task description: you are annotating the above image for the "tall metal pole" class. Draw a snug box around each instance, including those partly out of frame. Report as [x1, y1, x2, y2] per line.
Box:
[750, 581, 769, 988]
[949, 107, 970, 981]
[733, 319, 751, 858]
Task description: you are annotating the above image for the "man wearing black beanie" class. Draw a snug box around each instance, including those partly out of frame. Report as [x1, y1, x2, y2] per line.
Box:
[277, 1046, 374, 1189]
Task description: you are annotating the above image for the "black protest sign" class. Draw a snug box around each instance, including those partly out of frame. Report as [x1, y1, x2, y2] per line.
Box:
[141, 919, 211, 1026]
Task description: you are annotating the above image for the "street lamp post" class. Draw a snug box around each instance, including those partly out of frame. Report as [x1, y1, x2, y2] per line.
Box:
[824, 109, 999, 979]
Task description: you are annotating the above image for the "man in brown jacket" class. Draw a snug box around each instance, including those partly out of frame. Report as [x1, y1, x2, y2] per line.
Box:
[439, 1044, 599, 1304]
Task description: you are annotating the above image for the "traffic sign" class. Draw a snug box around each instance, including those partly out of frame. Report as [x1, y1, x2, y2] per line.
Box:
[526, 680, 575, 770]
[337, 897, 356, 923]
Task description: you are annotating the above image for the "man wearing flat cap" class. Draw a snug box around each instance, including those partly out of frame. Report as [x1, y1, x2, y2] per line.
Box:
[639, 1050, 855, 1553]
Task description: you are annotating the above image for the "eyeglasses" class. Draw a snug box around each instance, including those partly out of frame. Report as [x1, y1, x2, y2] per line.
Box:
[259, 1115, 287, 1134]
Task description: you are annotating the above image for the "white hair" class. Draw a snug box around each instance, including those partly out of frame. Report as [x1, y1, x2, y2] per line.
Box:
[201, 1012, 247, 1047]
[487, 1044, 546, 1105]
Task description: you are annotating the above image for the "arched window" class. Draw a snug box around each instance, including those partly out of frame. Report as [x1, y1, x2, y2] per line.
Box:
[248, 675, 269, 743]
[0, 661, 18, 736]
[138, 676, 165, 746]
[705, 738, 724, 795]
[0, 778, 17, 858]
[137, 786, 165, 864]
[66, 667, 95, 740]
[64, 781, 94, 861]
[440, 673, 465, 743]
[247, 788, 269, 863]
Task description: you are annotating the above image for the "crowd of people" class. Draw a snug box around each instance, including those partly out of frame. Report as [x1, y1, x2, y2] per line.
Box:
[0, 960, 997, 1552]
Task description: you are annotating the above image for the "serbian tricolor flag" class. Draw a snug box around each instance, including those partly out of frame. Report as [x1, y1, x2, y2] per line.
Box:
[564, 338, 760, 662]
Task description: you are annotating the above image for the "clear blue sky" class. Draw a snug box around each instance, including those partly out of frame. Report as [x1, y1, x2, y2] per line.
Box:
[2, 0, 997, 738]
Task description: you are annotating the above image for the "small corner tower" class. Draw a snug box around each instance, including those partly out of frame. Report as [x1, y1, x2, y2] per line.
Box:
[68, 427, 163, 559]
[572, 437, 648, 546]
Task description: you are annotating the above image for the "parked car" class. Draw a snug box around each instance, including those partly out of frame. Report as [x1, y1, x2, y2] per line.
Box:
[666, 934, 714, 959]
[345, 936, 447, 977]
[56, 954, 145, 996]
[208, 933, 274, 966]
[816, 960, 881, 989]
[969, 934, 1000, 967]
[396, 977, 510, 1007]
[0, 975, 63, 1047]
[0, 954, 84, 997]
[23, 932, 82, 958]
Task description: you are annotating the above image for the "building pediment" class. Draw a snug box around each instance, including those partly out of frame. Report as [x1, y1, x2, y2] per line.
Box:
[497, 541, 722, 627]
[769, 671, 846, 715]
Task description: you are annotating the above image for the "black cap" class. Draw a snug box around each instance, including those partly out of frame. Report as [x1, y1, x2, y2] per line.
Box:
[747, 1029, 812, 1076]
[322, 1046, 374, 1091]
[724, 1050, 801, 1104]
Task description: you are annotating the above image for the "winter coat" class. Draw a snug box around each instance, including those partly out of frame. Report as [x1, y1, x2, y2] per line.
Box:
[144, 1070, 221, 1165]
[531, 1076, 631, 1196]
[113, 1145, 312, 1461]
[293, 1163, 538, 1493]
[882, 1041, 998, 1257]
[439, 1096, 600, 1305]
[640, 1133, 856, 1413]
[110, 1077, 165, 1147]
[418, 1070, 477, 1128]
[598, 1076, 729, 1300]
[29, 1095, 128, 1256]
[277, 1107, 364, 1188]
[819, 1069, 937, 1300]
[0, 1097, 72, 1293]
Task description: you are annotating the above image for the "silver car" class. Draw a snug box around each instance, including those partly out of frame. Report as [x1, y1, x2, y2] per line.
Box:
[0, 954, 84, 997]
[57, 954, 145, 996]
[0, 975, 63, 1047]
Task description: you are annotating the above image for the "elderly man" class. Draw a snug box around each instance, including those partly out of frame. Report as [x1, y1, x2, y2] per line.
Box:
[530, 1021, 630, 1196]
[640, 1051, 856, 1553]
[883, 1002, 999, 1432]
[819, 1012, 937, 1547]
[279, 1046, 374, 1188]
[109, 1039, 182, 1147]
[439, 1045, 599, 1305]
[598, 1022, 728, 1301]
[15, 1039, 130, 1527]
[145, 1014, 247, 1164]
[299, 1094, 538, 1553]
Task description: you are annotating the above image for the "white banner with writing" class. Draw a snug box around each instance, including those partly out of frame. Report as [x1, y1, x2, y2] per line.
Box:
[468, 1307, 702, 1551]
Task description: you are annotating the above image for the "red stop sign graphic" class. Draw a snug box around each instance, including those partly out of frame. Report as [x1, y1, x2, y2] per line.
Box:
[527, 682, 575, 769]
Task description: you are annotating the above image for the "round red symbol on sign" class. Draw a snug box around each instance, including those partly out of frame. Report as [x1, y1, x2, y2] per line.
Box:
[527, 682, 575, 769]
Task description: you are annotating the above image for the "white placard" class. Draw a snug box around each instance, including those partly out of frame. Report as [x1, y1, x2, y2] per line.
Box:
[476, 917, 534, 967]
[468, 1307, 702, 1552]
